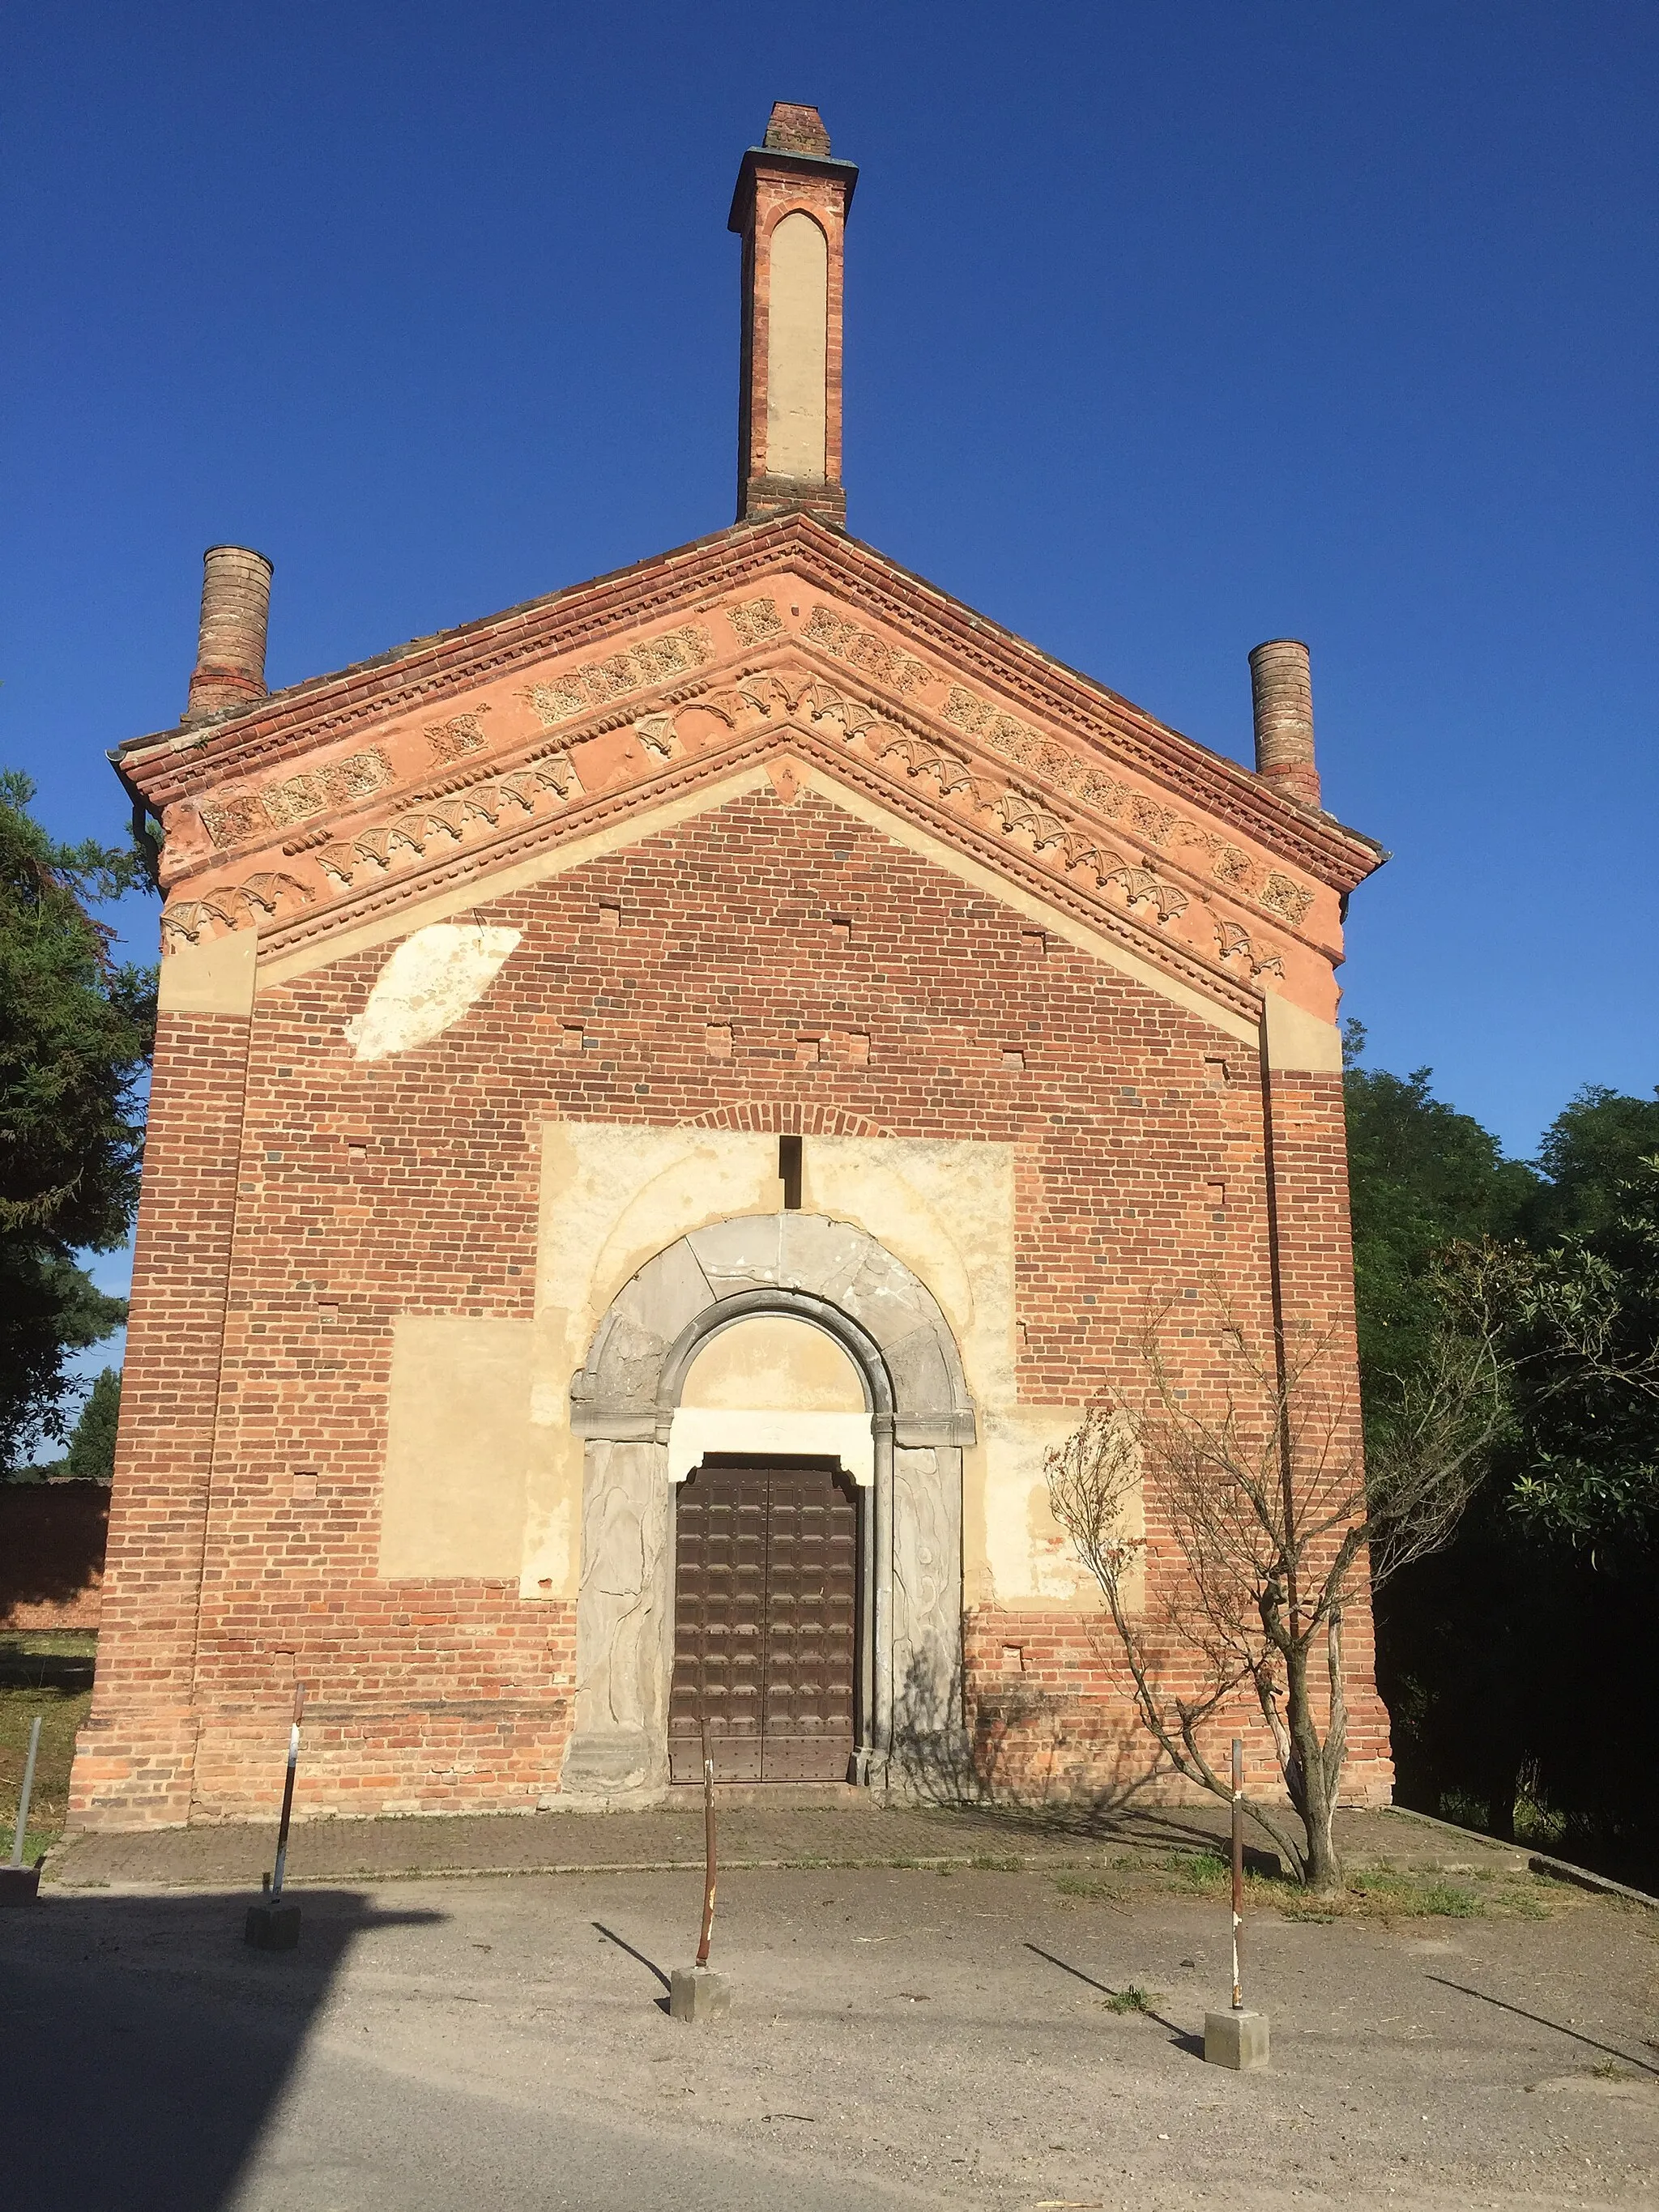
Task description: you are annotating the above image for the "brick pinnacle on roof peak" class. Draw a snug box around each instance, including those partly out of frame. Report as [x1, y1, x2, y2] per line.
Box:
[732, 105, 854, 531]
[763, 102, 831, 157]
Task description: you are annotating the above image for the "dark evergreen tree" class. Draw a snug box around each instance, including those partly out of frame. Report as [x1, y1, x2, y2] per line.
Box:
[62, 1365, 121, 1481]
[0, 770, 154, 1471]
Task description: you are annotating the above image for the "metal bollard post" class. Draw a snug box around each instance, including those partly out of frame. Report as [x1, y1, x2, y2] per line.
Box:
[670, 1718, 731, 2020]
[1, 1716, 44, 1903]
[1205, 1734, 1269, 2067]
[1231, 1735, 1244, 2010]
[7, 1715, 41, 1868]
[245, 1685, 305, 1949]
[271, 1684, 305, 1904]
[695, 1746, 718, 1968]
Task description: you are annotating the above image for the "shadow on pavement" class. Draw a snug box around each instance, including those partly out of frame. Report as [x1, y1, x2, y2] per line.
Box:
[592, 1916, 672, 2005]
[0, 1886, 442, 2210]
[1427, 1974, 1659, 2076]
[1024, 1939, 1205, 2058]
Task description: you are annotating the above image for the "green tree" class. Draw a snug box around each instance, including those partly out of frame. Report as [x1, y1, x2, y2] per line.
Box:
[1503, 1157, 1659, 1554]
[0, 769, 155, 1472]
[62, 1364, 122, 1481]
[1526, 1084, 1659, 1244]
[1351, 1051, 1659, 1878]
[1342, 1021, 1537, 1426]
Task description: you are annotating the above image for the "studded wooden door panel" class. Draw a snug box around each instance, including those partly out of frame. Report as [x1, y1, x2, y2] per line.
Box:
[671, 1460, 857, 1784]
[671, 1464, 767, 1782]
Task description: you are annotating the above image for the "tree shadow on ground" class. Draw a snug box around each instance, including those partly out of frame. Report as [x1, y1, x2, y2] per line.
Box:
[1427, 1975, 1659, 2077]
[889, 1653, 1283, 1866]
[0, 1886, 441, 2210]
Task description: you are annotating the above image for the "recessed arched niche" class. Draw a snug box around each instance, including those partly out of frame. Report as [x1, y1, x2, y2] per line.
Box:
[766, 210, 829, 479]
[670, 1312, 872, 1485]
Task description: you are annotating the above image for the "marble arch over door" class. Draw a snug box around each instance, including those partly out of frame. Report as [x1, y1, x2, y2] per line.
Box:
[561, 1213, 976, 1798]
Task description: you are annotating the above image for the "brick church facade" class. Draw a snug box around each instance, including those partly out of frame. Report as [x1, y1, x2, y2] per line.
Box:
[71, 105, 1389, 1830]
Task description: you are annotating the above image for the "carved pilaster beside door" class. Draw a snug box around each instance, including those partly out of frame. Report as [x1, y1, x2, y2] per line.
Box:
[559, 1439, 673, 1797]
[890, 1443, 966, 1790]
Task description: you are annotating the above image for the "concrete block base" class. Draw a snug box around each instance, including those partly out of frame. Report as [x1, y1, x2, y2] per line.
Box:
[0, 1865, 41, 1906]
[668, 1966, 731, 2022]
[1205, 2008, 1269, 2069]
[245, 1901, 302, 1950]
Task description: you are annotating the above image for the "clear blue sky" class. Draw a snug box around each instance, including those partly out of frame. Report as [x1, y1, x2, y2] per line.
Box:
[4, 0, 1655, 1181]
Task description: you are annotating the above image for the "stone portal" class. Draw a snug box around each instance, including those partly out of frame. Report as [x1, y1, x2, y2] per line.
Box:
[562, 1213, 975, 1799]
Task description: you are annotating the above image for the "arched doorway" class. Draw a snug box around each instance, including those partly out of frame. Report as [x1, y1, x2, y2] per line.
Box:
[561, 1213, 975, 1799]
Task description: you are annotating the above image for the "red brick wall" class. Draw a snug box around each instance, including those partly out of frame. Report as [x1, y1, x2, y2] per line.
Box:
[71, 1005, 251, 1823]
[74, 782, 1389, 1826]
[0, 1483, 108, 1630]
[1260, 1060, 1392, 1799]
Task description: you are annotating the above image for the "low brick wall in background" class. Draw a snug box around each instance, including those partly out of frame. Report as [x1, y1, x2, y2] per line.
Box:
[0, 1481, 109, 1630]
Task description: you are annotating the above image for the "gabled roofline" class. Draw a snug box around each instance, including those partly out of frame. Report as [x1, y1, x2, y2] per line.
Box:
[113, 512, 1384, 893]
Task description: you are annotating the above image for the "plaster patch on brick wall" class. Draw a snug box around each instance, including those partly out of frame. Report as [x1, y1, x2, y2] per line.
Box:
[977, 1404, 1145, 1612]
[346, 923, 522, 1061]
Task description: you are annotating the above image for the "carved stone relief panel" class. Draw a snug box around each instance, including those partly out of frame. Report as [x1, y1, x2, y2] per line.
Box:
[561, 1438, 673, 1796]
[198, 748, 392, 849]
[801, 604, 932, 695]
[725, 595, 786, 646]
[522, 624, 714, 728]
[893, 1444, 965, 1753]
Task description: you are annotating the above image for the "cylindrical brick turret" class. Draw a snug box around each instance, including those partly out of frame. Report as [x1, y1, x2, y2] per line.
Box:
[1248, 638, 1320, 810]
[184, 545, 273, 722]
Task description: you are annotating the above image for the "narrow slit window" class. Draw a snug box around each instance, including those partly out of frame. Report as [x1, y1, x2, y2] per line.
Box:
[779, 1135, 804, 1211]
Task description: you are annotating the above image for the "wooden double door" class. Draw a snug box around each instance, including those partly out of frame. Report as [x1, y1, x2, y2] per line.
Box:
[670, 1458, 859, 1784]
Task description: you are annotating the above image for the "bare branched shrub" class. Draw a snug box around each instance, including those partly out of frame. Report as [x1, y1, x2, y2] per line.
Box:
[1046, 1296, 1506, 1890]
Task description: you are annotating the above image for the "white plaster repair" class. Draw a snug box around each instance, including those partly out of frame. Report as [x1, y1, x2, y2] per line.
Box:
[521, 1127, 780, 1600]
[345, 923, 521, 1061]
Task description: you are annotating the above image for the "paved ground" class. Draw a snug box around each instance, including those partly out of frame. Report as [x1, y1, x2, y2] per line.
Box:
[46, 1796, 1535, 1890]
[4, 1849, 1656, 2210]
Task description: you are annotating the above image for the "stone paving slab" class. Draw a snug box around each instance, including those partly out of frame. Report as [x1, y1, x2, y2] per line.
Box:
[45, 1795, 1529, 1891]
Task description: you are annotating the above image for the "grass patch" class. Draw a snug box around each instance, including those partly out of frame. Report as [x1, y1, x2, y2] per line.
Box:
[1157, 1849, 1230, 1894]
[1342, 1870, 1483, 1917]
[1, 1633, 96, 1860]
[1102, 1983, 1159, 2014]
[969, 1853, 1025, 1873]
[1053, 1872, 1120, 1900]
[1501, 1885, 1552, 1920]
[1141, 1843, 1536, 1922]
